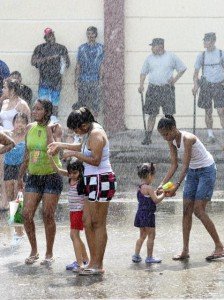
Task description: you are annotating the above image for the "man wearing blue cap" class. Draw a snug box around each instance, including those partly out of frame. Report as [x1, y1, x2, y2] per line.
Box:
[192, 32, 224, 144]
[138, 38, 186, 145]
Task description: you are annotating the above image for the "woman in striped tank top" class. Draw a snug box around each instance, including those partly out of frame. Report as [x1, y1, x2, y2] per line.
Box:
[48, 156, 89, 272]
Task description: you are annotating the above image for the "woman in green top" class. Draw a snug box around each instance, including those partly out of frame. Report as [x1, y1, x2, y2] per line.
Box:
[18, 99, 63, 265]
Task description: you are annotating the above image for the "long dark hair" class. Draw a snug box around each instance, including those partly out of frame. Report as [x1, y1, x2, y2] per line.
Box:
[5, 78, 21, 96]
[67, 159, 85, 195]
[157, 115, 176, 131]
[37, 99, 53, 124]
[67, 107, 96, 130]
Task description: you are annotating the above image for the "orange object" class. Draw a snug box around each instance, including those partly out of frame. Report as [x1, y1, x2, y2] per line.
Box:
[162, 182, 175, 191]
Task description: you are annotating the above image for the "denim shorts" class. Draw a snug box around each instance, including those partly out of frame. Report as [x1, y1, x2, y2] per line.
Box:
[38, 86, 60, 106]
[25, 173, 63, 195]
[183, 163, 216, 201]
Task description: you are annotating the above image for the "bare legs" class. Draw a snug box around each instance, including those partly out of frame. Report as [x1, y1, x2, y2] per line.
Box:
[23, 193, 42, 257]
[23, 192, 59, 259]
[70, 229, 89, 266]
[82, 200, 109, 270]
[134, 227, 155, 257]
[175, 199, 223, 259]
[42, 194, 59, 259]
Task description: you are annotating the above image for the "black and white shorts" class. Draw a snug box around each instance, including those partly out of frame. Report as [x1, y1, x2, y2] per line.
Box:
[84, 172, 117, 202]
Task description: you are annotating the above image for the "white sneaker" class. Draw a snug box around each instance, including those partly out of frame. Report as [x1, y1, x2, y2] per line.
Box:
[11, 234, 25, 247]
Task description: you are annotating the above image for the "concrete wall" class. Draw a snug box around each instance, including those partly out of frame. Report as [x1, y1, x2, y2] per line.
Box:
[125, 0, 224, 129]
[0, 0, 103, 126]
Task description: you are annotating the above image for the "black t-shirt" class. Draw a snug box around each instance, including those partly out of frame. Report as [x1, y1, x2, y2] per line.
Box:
[32, 42, 70, 90]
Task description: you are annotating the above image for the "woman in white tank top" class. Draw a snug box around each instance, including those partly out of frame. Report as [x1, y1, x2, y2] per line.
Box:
[0, 78, 30, 130]
[157, 115, 223, 261]
[48, 107, 117, 275]
[0, 78, 30, 211]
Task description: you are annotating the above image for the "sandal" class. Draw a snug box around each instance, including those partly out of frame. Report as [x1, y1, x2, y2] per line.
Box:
[40, 257, 55, 265]
[172, 254, 190, 261]
[25, 253, 39, 265]
[206, 249, 224, 261]
[79, 268, 105, 276]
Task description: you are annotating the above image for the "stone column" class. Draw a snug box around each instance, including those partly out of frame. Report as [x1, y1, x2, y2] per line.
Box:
[104, 0, 125, 132]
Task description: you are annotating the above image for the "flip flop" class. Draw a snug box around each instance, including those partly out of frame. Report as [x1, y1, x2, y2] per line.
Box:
[40, 257, 55, 265]
[172, 254, 190, 261]
[78, 268, 105, 276]
[206, 250, 224, 261]
[25, 253, 39, 265]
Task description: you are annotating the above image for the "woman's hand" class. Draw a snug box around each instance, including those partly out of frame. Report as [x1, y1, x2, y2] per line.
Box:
[62, 150, 77, 160]
[48, 142, 62, 155]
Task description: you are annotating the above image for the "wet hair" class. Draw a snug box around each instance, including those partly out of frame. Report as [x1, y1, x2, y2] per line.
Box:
[36, 99, 53, 123]
[157, 115, 176, 131]
[87, 26, 98, 37]
[67, 159, 85, 195]
[5, 78, 21, 96]
[10, 71, 22, 83]
[137, 163, 156, 179]
[12, 112, 29, 125]
[67, 107, 96, 130]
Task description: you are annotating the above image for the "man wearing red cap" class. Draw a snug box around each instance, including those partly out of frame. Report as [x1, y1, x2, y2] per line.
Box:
[31, 28, 70, 122]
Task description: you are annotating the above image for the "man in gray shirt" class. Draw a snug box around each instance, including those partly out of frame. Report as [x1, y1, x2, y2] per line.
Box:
[138, 38, 186, 144]
[192, 32, 224, 143]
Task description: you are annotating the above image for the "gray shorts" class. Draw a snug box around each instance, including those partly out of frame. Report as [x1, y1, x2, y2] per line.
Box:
[144, 84, 176, 116]
[198, 82, 224, 109]
[77, 81, 101, 113]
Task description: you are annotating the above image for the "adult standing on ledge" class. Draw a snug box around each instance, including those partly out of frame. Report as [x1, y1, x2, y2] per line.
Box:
[18, 99, 63, 265]
[48, 107, 117, 275]
[157, 115, 223, 261]
[31, 28, 70, 123]
[138, 38, 186, 145]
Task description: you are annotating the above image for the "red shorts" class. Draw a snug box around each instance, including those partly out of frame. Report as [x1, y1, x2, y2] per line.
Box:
[70, 211, 84, 230]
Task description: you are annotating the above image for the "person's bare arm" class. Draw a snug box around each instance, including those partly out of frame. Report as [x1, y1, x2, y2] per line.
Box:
[168, 69, 186, 85]
[67, 130, 105, 166]
[48, 154, 68, 177]
[18, 101, 31, 122]
[48, 141, 82, 155]
[0, 132, 15, 154]
[192, 69, 200, 95]
[99, 63, 104, 81]
[31, 52, 59, 67]
[17, 147, 29, 191]
[138, 74, 147, 93]
[160, 142, 178, 186]
[141, 185, 165, 204]
[74, 62, 81, 90]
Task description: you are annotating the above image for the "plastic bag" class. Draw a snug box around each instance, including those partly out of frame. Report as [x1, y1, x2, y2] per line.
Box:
[8, 192, 24, 226]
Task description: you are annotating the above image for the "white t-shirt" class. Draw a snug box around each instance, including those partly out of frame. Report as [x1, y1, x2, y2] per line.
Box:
[141, 51, 186, 86]
[194, 48, 224, 83]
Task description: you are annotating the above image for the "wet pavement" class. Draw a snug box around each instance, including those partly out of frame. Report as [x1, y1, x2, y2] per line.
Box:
[1, 200, 224, 299]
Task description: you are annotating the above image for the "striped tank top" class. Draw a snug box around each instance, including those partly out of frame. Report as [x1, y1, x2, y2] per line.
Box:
[68, 182, 85, 212]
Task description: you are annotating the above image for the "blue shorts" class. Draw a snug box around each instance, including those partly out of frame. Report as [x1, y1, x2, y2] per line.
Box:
[38, 86, 60, 106]
[25, 173, 63, 195]
[183, 163, 216, 201]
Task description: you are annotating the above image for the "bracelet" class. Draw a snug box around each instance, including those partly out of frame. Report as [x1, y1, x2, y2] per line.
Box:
[176, 181, 181, 187]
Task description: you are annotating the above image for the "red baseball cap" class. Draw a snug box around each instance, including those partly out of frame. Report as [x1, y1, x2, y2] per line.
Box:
[44, 27, 54, 36]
